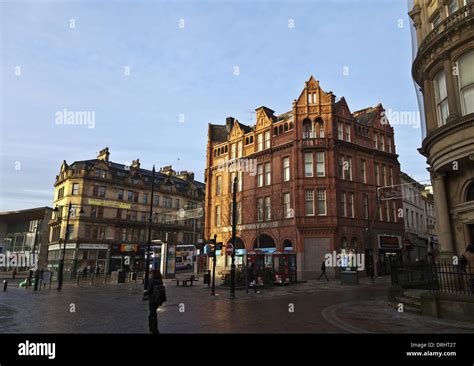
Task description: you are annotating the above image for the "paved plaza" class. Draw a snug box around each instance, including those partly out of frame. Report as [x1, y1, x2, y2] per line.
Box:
[1, 276, 474, 334]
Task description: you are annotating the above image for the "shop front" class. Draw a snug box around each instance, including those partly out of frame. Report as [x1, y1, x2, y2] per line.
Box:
[76, 243, 109, 275]
[109, 244, 141, 273]
[377, 235, 403, 275]
[47, 243, 77, 279]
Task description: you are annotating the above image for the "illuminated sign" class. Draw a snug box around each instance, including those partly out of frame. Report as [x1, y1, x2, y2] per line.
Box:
[120, 244, 138, 252]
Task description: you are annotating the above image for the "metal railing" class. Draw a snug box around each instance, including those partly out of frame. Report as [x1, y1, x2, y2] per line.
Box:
[391, 261, 474, 295]
[419, 4, 473, 55]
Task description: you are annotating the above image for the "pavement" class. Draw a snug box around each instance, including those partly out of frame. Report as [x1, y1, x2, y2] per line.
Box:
[1, 275, 473, 333]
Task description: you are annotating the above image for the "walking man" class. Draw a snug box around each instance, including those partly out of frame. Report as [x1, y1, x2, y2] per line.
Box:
[317, 261, 329, 281]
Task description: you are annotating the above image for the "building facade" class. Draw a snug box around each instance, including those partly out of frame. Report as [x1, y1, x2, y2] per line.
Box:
[400, 172, 438, 262]
[47, 148, 205, 277]
[204, 76, 405, 279]
[409, 0, 474, 259]
[0, 207, 53, 270]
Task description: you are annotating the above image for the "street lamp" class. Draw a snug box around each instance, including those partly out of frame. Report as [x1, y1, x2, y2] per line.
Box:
[230, 177, 237, 299]
[27, 221, 41, 288]
[143, 166, 156, 299]
[53, 202, 84, 291]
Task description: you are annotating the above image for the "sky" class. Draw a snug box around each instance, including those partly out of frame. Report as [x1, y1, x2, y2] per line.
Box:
[0, 0, 428, 211]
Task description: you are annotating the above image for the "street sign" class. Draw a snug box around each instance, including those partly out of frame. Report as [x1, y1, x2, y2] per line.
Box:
[225, 243, 234, 256]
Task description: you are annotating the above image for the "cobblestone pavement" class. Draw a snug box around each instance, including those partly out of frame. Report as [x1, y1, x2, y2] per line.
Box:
[0, 276, 473, 333]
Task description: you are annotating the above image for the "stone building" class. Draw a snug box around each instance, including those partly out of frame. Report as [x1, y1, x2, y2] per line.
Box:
[204, 76, 405, 279]
[409, 0, 474, 259]
[47, 148, 205, 277]
[400, 172, 438, 262]
[0, 207, 52, 270]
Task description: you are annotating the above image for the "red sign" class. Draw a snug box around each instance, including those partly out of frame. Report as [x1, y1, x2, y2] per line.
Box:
[225, 243, 234, 256]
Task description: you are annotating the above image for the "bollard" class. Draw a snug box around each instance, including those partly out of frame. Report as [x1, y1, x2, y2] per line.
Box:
[103, 272, 107, 284]
[3, 280, 7, 291]
[76, 274, 80, 286]
[33, 271, 40, 291]
[89, 273, 94, 285]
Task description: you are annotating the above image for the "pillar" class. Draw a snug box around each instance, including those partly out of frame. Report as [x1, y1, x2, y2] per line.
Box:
[431, 172, 455, 259]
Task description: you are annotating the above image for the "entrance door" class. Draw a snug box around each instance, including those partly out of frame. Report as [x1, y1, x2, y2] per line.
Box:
[468, 224, 474, 245]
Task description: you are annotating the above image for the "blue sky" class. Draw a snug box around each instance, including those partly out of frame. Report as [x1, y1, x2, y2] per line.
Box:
[0, 0, 428, 211]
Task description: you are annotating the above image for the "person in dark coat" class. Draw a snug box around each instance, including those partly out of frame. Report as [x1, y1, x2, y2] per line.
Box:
[246, 262, 257, 293]
[146, 269, 164, 334]
[317, 261, 329, 281]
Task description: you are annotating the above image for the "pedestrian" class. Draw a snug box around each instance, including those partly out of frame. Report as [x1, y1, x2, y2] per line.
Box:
[12, 267, 17, 280]
[146, 269, 166, 334]
[247, 262, 255, 293]
[82, 266, 88, 280]
[317, 261, 329, 281]
[96, 265, 101, 278]
[460, 244, 474, 293]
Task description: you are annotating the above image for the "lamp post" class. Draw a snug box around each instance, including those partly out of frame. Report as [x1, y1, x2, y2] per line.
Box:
[230, 177, 237, 299]
[54, 202, 84, 291]
[27, 221, 41, 288]
[143, 165, 156, 299]
[211, 234, 217, 296]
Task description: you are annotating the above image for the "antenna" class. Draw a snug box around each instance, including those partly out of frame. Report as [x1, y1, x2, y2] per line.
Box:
[246, 110, 255, 122]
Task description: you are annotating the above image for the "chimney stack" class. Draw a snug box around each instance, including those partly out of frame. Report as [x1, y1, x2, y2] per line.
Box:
[97, 147, 110, 162]
[226, 117, 235, 133]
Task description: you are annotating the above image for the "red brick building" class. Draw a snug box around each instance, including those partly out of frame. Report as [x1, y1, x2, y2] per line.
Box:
[204, 76, 405, 279]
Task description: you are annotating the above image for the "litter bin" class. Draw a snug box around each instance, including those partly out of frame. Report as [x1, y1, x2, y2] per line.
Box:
[340, 270, 359, 285]
[111, 270, 126, 284]
[118, 270, 126, 283]
[203, 270, 211, 286]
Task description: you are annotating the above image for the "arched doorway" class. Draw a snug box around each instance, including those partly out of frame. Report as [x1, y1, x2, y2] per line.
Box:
[282, 239, 293, 251]
[227, 237, 246, 266]
[253, 234, 276, 253]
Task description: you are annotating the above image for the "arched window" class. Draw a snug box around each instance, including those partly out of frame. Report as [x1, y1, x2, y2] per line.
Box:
[250, 136, 254, 144]
[279, 125, 283, 134]
[466, 182, 474, 202]
[315, 118, 324, 138]
[214, 150, 217, 157]
[458, 50, 474, 116]
[284, 123, 289, 132]
[225, 145, 228, 153]
[289, 122, 294, 130]
[274, 127, 278, 136]
[341, 237, 348, 248]
[351, 237, 358, 249]
[303, 118, 313, 139]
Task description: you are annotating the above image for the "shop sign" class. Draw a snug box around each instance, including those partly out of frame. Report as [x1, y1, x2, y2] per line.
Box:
[378, 235, 401, 250]
[120, 244, 138, 252]
[87, 198, 131, 209]
[79, 244, 109, 250]
[48, 243, 77, 251]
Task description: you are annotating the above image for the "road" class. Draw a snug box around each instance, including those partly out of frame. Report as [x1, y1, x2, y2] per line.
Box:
[1, 276, 473, 333]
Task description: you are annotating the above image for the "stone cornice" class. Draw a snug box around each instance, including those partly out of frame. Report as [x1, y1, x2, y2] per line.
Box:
[420, 113, 474, 155]
[412, 3, 473, 84]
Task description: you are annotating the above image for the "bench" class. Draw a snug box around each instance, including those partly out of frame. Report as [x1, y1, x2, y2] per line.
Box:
[174, 275, 199, 286]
